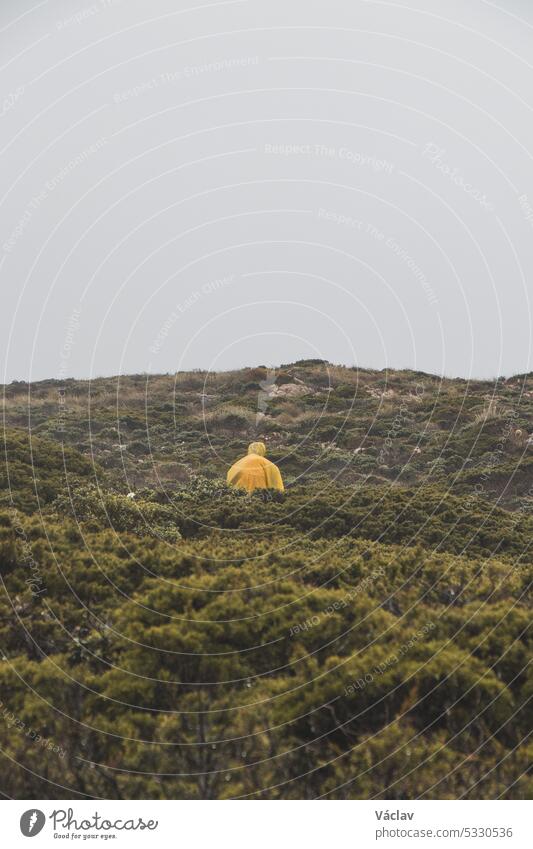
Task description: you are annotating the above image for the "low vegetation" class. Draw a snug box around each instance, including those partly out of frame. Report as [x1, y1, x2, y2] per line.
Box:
[0, 361, 531, 798]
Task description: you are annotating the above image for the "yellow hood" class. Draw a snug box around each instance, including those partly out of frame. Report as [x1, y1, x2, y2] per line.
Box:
[247, 441, 266, 457]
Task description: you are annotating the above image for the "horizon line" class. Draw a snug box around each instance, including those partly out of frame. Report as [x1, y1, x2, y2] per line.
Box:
[3, 360, 533, 387]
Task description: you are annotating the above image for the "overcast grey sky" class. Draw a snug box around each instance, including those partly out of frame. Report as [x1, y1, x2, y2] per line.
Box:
[1, 0, 532, 381]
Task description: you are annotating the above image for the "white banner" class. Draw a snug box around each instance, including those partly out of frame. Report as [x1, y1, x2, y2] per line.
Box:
[3, 800, 531, 848]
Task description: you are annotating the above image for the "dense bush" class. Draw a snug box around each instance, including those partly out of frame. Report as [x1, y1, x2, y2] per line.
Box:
[0, 362, 532, 799]
[52, 485, 182, 543]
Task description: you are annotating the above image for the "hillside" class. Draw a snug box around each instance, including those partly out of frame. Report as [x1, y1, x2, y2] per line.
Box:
[4, 361, 533, 508]
[0, 362, 531, 799]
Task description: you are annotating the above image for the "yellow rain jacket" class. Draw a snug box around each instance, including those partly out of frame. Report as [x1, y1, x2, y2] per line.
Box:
[227, 442, 284, 493]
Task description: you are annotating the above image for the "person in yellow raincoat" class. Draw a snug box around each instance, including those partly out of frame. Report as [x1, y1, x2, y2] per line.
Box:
[226, 441, 284, 493]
